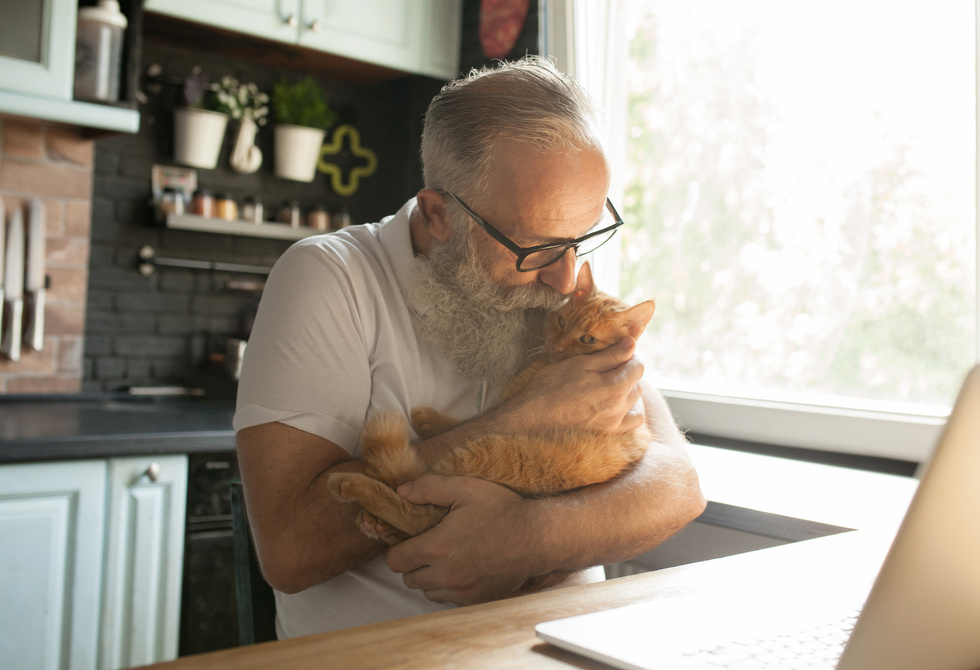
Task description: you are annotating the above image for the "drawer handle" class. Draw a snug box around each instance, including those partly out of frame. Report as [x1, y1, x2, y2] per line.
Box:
[142, 462, 161, 483]
[306, 19, 321, 33]
[281, 12, 298, 28]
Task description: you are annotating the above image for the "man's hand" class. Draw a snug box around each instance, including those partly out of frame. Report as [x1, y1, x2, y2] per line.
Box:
[508, 335, 646, 436]
[385, 475, 534, 604]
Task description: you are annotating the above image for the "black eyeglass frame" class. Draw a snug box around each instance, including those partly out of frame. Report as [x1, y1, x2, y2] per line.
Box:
[440, 191, 625, 272]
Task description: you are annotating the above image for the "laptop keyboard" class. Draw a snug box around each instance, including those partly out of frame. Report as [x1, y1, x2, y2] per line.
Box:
[680, 608, 861, 669]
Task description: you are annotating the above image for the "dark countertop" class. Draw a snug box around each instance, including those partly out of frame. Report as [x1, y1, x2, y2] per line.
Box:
[0, 396, 237, 463]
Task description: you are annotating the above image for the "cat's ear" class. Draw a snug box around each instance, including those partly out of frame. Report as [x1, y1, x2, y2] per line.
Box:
[572, 261, 596, 301]
[621, 300, 656, 337]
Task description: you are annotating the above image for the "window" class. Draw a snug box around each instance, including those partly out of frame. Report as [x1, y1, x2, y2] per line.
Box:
[554, 0, 976, 461]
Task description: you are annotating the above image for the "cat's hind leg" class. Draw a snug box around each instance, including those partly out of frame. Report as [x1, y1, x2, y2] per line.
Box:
[328, 471, 448, 539]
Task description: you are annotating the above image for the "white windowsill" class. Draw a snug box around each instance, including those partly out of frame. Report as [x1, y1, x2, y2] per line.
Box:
[663, 388, 946, 463]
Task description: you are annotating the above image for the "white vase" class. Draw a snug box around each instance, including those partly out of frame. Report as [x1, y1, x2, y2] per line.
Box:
[230, 117, 263, 174]
[174, 107, 229, 169]
[274, 124, 327, 182]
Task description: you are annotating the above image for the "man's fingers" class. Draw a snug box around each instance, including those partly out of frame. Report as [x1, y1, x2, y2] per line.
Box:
[583, 335, 636, 373]
[397, 474, 461, 506]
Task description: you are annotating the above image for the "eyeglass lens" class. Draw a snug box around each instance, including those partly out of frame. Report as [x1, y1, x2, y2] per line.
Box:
[518, 227, 619, 270]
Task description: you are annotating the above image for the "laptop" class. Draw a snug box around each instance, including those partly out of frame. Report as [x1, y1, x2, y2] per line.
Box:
[537, 365, 980, 670]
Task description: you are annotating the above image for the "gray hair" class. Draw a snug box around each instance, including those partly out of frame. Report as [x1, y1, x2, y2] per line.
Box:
[420, 56, 606, 204]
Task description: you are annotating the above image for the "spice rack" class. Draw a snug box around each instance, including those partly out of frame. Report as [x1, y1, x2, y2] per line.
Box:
[165, 213, 318, 241]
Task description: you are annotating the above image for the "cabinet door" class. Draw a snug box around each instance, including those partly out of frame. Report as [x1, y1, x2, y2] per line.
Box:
[100, 456, 188, 670]
[421, 0, 462, 80]
[300, 0, 426, 72]
[0, 0, 77, 99]
[144, 0, 300, 44]
[0, 460, 107, 670]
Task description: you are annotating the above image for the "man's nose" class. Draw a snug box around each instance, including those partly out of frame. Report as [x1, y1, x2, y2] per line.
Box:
[538, 249, 577, 295]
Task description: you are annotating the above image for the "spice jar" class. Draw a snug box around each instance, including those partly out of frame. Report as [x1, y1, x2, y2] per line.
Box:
[307, 204, 329, 231]
[332, 207, 351, 230]
[278, 200, 301, 228]
[241, 197, 263, 224]
[215, 193, 238, 221]
[190, 189, 214, 218]
[159, 187, 184, 218]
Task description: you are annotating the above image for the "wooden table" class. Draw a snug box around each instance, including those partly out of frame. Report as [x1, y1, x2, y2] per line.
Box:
[147, 530, 904, 670]
[148, 447, 918, 669]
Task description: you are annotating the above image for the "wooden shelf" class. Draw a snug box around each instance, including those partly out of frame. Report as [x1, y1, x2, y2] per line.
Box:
[165, 213, 320, 240]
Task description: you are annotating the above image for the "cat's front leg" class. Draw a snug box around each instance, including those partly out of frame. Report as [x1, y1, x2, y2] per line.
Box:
[411, 406, 460, 438]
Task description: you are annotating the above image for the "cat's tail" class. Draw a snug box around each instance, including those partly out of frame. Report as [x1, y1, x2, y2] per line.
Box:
[359, 410, 428, 488]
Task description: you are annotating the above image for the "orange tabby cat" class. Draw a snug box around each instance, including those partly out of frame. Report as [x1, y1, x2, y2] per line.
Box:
[328, 263, 655, 588]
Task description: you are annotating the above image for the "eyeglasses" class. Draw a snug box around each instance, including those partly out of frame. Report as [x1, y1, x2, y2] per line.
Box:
[441, 191, 625, 272]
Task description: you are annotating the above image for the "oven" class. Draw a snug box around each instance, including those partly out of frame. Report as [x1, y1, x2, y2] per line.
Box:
[178, 452, 241, 656]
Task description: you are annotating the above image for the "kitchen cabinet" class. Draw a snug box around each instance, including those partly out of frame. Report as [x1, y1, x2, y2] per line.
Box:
[0, 0, 140, 133]
[100, 455, 188, 670]
[144, 0, 462, 79]
[0, 0, 76, 99]
[0, 455, 187, 670]
[0, 460, 106, 670]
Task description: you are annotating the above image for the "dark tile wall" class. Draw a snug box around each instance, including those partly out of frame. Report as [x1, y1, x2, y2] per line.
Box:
[83, 34, 444, 393]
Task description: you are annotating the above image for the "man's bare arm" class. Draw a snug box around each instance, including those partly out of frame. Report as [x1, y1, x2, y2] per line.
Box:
[236, 423, 388, 593]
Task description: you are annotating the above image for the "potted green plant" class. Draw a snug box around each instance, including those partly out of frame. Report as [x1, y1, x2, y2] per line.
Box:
[173, 68, 230, 169]
[272, 77, 337, 182]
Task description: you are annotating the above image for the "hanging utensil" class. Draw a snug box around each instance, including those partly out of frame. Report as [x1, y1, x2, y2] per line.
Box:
[0, 198, 6, 339]
[1, 205, 25, 361]
[25, 198, 46, 352]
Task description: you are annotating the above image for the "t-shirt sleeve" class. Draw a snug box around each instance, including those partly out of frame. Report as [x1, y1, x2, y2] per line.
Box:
[233, 241, 371, 454]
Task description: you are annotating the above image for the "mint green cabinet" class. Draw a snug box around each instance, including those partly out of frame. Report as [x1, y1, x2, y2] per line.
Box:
[144, 0, 461, 79]
[100, 456, 188, 670]
[0, 0, 76, 99]
[0, 0, 140, 132]
[0, 460, 106, 670]
[0, 455, 187, 670]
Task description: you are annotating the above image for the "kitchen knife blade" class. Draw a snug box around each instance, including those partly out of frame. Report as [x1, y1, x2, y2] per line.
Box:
[0, 198, 6, 338]
[1, 205, 25, 361]
[25, 198, 45, 351]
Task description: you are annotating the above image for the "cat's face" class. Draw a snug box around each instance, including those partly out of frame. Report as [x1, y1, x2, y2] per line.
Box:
[543, 263, 655, 360]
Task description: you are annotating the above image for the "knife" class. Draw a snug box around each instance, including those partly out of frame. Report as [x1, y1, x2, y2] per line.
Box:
[1, 205, 24, 361]
[0, 198, 6, 339]
[25, 198, 45, 352]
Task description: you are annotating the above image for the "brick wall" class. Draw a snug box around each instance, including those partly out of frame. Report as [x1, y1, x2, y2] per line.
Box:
[0, 116, 93, 393]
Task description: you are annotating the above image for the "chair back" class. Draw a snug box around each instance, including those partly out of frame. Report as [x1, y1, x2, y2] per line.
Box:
[230, 479, 277, 645]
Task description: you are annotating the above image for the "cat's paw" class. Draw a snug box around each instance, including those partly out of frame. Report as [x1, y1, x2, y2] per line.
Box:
[411, 406, 458, 438]
[356, 509, 406, 545]
[327, 472, 366, 503]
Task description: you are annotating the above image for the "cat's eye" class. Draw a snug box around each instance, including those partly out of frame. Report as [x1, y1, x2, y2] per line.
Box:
[558, 316, 567, 329]
[580, 335, 597, 345]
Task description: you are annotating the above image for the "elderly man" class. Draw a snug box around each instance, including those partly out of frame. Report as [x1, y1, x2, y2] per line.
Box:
[234, 56, 706, 638]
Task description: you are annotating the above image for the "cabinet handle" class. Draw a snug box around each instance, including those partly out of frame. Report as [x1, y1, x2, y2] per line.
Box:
[142, 462, 161, 483]
[306, 19, 321, 33]
[281, 13, 298, 28]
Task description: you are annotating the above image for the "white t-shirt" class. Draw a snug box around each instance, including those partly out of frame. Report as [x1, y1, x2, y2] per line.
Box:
[234, 198, 602, 637]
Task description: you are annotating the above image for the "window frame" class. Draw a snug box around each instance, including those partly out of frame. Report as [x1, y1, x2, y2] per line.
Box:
[547, 0, 977, 464]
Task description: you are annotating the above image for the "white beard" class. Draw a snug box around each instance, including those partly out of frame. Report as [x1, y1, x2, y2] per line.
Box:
[406, 222, 566, 384]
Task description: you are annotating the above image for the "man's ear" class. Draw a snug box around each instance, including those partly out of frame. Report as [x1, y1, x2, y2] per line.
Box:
[416, 189, 454, 246]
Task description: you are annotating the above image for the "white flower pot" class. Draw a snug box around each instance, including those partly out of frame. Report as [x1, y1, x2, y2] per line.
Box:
[274, 124, 327, 182]
[174, 107, 229, 169]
